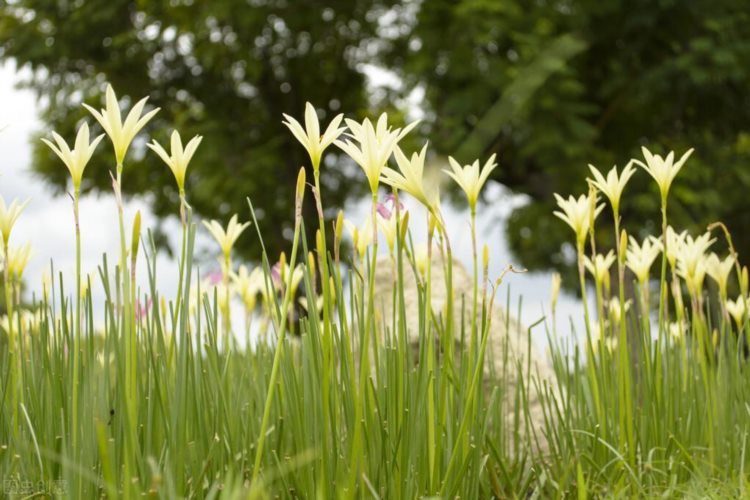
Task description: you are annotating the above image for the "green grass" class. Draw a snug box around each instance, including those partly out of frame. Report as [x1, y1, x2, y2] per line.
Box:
[2, 95, 750, 498]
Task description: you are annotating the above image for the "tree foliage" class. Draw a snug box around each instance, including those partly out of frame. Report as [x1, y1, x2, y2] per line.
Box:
[0, 0, 402, 259]
[3, 0, 750, 280]
[383, 0, 750, 280]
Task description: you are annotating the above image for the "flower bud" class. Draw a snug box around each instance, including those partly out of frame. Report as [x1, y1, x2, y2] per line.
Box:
[131, 210, 142, 263]
[295, 167, 306, 218]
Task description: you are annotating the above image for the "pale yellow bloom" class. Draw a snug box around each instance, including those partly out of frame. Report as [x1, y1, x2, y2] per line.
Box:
[0, 197, 29, 247]
[381, 144, 432, 208]
[344, 215, 374, 259]
[335, 113, 418, 194]
[414, 244, 429, 277]
[633, 146, 693, 201]
[147, 130, 203, 193]
[664, 226, 687, 269]
[668, 321, 685, 341]
[299, 295, 324, 314]
[83, 84, 160, 166]
[675, 232, 715, 290]
[677, 254, 708, 297]
[41, 123, 104, 191]
[607, 298, 631, 324]
[587, 162, 637, 213]
[705, 253, 735, 296]
[231, 265, 264, 311]
[553, 192, 604, 247]
[626, 236, 662, 283]
[282, 102, 345, 169]
[3, 242, 33, 280]
[726, 296, 747, 326]
[584, 250, 616, 283]
[444, 154, 497, 212]
[377, 210, 408, 254]
[551, 272, 561, 312]
[203, 215, 250, 258]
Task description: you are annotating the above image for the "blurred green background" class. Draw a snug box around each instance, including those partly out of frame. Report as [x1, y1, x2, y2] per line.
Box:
[2, 0, 749, 282]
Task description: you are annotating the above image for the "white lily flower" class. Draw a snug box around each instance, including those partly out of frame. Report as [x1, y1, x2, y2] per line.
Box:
[553, 192, 604, 248]
[202, 214, 250, 258]
[0, 197, 29, 247]
[633, 146, 693, 201]
[83, 84, 160, 167]
[147, 130, 203, 193]
[381, 144, 433, 209]
[444, 153, 498, 213]
[42, 122, 104, 191]
[626, 236, 662, 283]
[584, 250, 616, 283]
[283, 102, 345, 169]
[587, 162, 637, 214]
[705, 253, 735, 297]
[335, 113, 418, 194]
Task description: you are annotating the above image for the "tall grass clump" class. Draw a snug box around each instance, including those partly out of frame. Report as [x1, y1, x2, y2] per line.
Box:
[1, 84, 749, 498]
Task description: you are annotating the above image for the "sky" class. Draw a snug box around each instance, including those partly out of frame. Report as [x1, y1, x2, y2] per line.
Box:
[0, 60, 586, 348]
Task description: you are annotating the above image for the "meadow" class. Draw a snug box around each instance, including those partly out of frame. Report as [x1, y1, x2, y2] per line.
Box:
[1, 85, 749, 498]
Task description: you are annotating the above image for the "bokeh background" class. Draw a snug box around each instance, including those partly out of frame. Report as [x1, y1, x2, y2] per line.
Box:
[2, 0, 750, 335]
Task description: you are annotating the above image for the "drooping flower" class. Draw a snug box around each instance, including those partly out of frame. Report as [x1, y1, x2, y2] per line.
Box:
[444, 153, 497, 213]
[584, 251, 616, 283]
[553, 192, 604, 248]
[41, 123, 104, 191]
[83, 84, 160, 167]
[0, 197, 29, 247]
[633, 146, 693, 202]
[587, 162, 637, 214]
[147, 130, 203, 193]
[381, 144, 433, 209]
[625, 236, 662, 283]
[335, 113, 418, 194]
[202, 214, 250, 258]
[282, 102, 345, 170]
[705, 253, 735, 297]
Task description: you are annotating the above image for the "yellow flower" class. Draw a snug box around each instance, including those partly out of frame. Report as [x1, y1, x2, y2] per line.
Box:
[668, 321, 685, 341]
[705, 252, 735, 297]
[553, 192, 603, 248]
[282, 102, 345, 169]
[551, 272, 561, 312]
[625, 236, 662, 283]
[584, 250, 616, 283]
[444, 154, 497, 213]
[633, 146, 693, 202]
[676, 251, 708, 297]
[587, 162, 636, 214]
[675, 232, 715, 283]
[0, 197, 29, 247]
[83, 84, 160, 167]
[414, 244, 429, 278]
[381, 144, 432, 209]
[202, 214, 250, 258]
[664, 226, 687, 269]
[41, 123, 104, 191]
[377, 210, 408, 255]
[726, 296, 747, 327]
[147, 130, 203, 193]
[231, 265, 264, 311]
[344, 215, 374, 259]
[607, 298, 631, 324]
[3, 242, 33, 280]
[335, 113, 418, 194]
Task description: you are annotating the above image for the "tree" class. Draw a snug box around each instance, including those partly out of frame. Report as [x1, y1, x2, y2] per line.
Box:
[383, 0, 750, 283]
[0, 0, 402, 261]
